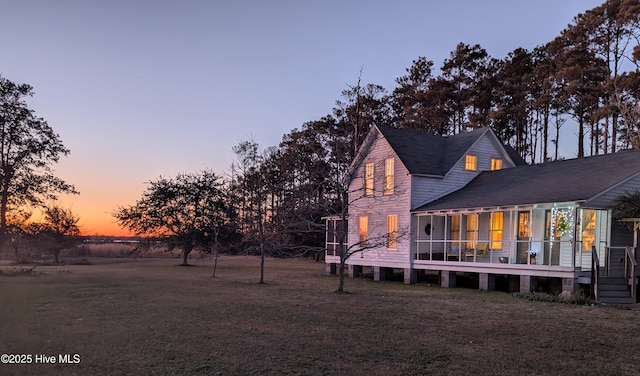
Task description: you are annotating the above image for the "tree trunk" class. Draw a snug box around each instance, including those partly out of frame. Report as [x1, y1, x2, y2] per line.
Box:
[212, 231, 219, 277]
[336, 192, 348, 293]
[213, 250, 219, 277]
[0, 184, 9, 248]
[612, 114, 618, 153]
[259, 243, 265, 284]
[578, 108, 585, 158]
[338, 256, 345, 293]
[182, 250, 190, 265]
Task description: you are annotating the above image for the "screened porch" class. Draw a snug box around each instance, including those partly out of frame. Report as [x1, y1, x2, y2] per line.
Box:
[413, 207, 610, 270]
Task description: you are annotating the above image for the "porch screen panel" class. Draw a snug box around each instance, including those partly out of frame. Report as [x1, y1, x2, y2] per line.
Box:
[581, 209, 596, 251]
[326, 219, 335, 256]
[490, 212, 503, 250]
[465, 214, 478, 248]
[518, 212, 531, 238]
[450, 216, 461, 242]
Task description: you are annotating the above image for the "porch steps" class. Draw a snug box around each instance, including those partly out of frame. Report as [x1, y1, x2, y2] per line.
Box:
[598, 277, 634, 304]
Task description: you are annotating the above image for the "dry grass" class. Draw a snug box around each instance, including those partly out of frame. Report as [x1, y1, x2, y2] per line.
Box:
[1, 257, 639, 375]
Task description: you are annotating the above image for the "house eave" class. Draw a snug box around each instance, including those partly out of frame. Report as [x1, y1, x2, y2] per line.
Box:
[412, 201, 585, 214]
[411, 173, 444, 178]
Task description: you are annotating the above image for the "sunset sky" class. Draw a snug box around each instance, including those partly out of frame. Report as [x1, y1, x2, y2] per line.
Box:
[1, 0, 603, 236]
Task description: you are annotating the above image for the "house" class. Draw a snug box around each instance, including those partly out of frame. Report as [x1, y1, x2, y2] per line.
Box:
[325, 125, 640, 303]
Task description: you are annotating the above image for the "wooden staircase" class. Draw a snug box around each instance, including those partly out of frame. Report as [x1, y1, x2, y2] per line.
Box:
[598, 277, 634, 304]
[595, 247, 637, 305]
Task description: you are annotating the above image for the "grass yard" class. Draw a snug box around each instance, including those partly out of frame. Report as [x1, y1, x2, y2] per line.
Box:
[1, 256, 639, 376]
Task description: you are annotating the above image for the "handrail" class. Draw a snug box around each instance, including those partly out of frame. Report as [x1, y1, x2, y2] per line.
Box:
[591, 246, 600, 301]
[625, 247, 637, 302]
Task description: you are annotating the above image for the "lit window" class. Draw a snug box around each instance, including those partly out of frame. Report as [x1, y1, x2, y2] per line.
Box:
[384, 158, 394, 194]
[387, 215, 398, 250]
[491, 158, 502, 171]
[364, 162, 374, 196]
[465, 155, 477, 171]
[490, 212, 503, 249]
[358, 216, 368, 244]
[518, 212, 531, 238]
[450, 215, 461, 242]
[581, 209, 596, 251]
[465, 214, 478, 249]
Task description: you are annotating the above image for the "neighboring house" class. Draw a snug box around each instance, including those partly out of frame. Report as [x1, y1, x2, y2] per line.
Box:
[325, 125, 640, 303]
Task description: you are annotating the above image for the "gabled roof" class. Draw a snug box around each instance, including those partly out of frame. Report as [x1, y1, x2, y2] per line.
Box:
[377, 125, 483, 176]
[414, 149, 640, 212]
[376, 125, 525, 176]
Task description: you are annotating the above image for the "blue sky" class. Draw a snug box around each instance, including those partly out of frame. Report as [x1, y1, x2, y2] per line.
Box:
[1, 0, 604, 235]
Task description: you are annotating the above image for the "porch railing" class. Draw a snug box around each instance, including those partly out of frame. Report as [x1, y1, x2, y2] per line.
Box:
[624, 246, 637, 303]
[414, 239, 572, 266]
[590, 246, 600, 301]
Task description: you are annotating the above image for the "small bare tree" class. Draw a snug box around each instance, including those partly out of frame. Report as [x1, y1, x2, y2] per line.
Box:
[4, 205, 80, 264]
[38, 205, 81, 263]
[332, 156, 409, 293]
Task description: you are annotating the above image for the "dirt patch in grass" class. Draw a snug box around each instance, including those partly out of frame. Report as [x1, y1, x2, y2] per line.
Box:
[1, 257, 639, 375]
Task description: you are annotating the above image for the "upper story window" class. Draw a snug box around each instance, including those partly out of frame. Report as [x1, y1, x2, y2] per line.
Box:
[465, 154, 477, 171]
[384, 158, 394, 194]
[491, 158, 502, 171]
[364, 162, 374, 196]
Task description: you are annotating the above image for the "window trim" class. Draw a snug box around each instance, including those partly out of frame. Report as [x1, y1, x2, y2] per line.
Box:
[358, 216, 369, 245]
[387, 214, 398, 250]
[465, 154, 477, 171]
[490, 212, 503, 250]
[491, 158, 502, 171]
[384, 158, 394, 194]
[464, 213, 478, 249]
[364, 162, 374, 196]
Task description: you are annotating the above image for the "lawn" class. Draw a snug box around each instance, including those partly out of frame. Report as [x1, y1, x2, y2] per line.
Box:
[1, 256, 638, 375]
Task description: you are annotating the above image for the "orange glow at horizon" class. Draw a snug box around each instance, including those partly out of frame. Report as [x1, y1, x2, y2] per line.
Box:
[54, 182, 141, 237]
[80, 219, 135, 237]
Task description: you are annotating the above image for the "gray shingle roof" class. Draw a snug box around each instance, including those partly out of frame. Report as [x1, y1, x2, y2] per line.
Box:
[414, 149, 640, 211]
[377, 125, 490, 176]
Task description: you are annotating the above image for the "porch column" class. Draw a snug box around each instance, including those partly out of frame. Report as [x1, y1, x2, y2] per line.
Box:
[374, 267, 388, 281]
[404, 268, 417, 284]
[479, 273, 495, 291]
[441, 271, 456, 288]
[326, 263, 336, 275]
[348, 264, 362, 278]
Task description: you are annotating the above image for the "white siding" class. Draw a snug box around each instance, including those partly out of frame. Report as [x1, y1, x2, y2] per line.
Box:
[585, 172, 640, 208]
[348, 133, 411, 268]
[411, 133, 514, 209]
[346, 129, 521, 269]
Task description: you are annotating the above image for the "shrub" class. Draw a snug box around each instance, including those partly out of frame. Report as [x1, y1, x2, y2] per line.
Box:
[512, 291, 598, 305]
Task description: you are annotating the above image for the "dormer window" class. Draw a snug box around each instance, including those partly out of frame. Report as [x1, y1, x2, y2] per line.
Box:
[491, 158, 502, 171]
[465, 154, 477, 171]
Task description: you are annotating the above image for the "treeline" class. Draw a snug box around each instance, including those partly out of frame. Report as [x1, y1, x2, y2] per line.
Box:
[219, 1, 640, 256]
[14, 3, 636, 263]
